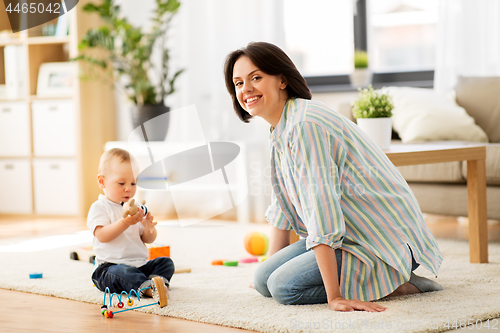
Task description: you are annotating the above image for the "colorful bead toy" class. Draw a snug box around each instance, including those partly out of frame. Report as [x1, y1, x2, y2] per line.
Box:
[100, 276, 168, 319]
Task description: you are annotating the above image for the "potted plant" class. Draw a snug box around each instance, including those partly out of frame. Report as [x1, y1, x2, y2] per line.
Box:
[349, 50, 372, 88]
[75, 0, 184, 141]
[352, 85, 394, 150]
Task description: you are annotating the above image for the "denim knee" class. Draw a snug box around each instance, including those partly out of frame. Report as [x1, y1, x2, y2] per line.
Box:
[254, 262, 272, 297]
[267, 271, 295, 305]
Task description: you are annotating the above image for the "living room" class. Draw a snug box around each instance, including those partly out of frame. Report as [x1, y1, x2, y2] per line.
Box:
[1, 0, 499, 332]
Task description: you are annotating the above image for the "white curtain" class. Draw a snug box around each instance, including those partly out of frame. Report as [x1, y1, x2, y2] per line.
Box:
[434, 0, 500, 94]
[168, 0, 285, 143]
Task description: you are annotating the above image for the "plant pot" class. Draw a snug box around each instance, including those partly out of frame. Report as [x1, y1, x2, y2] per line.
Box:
[349, 68, 373, 88]
[356, 117, 392, 150]
[131, 104, 170, 141]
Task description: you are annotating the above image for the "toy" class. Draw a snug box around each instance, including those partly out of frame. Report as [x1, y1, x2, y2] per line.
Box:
[223, 261, 238, 266]
[239, 257, 258, 264]
[211, 260, 225, 265]
[147, 244, 170, 259]
[29, 272, 43, 279]
[244, 232, 269, 256]
[101, 276, 167, 319]
[70, 246, 96, 264]
[121, 198, 148, 218]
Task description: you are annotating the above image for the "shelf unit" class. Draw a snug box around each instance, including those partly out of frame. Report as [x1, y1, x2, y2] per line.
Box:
[0, 1, 116, 216]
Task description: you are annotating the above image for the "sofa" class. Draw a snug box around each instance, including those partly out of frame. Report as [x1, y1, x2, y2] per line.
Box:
[339, 76, 500, 220]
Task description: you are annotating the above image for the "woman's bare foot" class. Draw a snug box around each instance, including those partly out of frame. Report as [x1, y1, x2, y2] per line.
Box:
[386, 282, 421, 297]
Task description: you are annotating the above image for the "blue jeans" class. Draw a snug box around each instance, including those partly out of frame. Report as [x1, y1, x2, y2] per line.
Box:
[92, 257, 175, 295]
[254, 239, 419, 305]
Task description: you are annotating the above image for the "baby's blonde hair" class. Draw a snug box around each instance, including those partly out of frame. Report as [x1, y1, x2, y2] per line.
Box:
[98, 148, 132, 176]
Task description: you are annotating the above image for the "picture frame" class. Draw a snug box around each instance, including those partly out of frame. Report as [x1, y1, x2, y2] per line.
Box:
[36, 62, 76, 97]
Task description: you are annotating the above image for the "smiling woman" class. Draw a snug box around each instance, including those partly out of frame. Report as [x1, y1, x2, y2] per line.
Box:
[223, 42, 444, 313]
[223, 42, 311, 124]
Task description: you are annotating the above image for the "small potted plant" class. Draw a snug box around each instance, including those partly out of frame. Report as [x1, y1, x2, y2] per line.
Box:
[75, 0, 184, 141]
[349, 50, 372, 88]
[352, 85, 394, 150]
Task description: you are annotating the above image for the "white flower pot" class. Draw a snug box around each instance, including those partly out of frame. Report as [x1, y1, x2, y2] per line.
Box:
[356, 117, 392, 150]
[349, 68, 373, 88]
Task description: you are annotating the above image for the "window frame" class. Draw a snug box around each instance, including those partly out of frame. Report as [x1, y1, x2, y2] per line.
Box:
[305, 0, 434, 93]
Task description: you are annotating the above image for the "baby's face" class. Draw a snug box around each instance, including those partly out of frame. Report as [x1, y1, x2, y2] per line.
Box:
[102, 160, 138, 204]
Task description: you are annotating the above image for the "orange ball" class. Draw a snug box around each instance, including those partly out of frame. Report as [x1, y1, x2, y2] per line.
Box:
[244, 232, 269, 256]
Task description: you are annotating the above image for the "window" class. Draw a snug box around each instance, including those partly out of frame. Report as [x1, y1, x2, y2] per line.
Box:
[283, 0, 437, 89]
[283, 0, 354, 77]
[369, 0, 439, 72]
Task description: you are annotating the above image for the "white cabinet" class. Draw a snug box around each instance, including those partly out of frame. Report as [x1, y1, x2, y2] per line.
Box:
[32, 100, 76, 157]
[33, 159, 79, 215]
[0, 1, 116, 217]
[0, 159, 32, 214]
[0, 102, 31, 156]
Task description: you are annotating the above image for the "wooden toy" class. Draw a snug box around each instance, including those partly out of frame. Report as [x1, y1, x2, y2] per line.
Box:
[29, 272, 43, 279]
[70, 246, 96, 264]
[244, 232, 269, 256]
[121, 198, 148, 218]
[211, 260, 225, 265]
[101, 276, 167, 319]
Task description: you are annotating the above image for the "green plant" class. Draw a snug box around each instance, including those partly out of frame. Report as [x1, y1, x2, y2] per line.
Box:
[75, 0, 183, 105]
[354, 50, 368, 69]
[352, 85, 394, 118]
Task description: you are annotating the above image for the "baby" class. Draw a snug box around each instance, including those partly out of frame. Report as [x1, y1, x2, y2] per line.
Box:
[87, 148, 174, 297]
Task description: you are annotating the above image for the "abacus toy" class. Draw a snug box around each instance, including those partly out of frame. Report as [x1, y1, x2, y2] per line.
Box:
[101, 276, 168, 318]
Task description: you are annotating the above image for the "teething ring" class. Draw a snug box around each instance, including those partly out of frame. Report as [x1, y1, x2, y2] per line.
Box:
[151, 276, 168, 308]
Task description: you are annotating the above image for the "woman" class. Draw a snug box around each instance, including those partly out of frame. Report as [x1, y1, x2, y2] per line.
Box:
[224, 42, 443, 312]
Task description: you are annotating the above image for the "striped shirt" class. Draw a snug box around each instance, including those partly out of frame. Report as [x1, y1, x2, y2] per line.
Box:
[265, 98, 443, 301]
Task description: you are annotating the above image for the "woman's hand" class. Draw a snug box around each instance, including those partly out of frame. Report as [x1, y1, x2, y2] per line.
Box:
[328, 296, 386, 312]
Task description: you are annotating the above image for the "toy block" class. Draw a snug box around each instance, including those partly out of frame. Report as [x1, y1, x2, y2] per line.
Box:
[147, 244, 170, 259]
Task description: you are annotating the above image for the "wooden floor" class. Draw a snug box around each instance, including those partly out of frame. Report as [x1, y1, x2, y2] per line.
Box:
[1, 214, 499, 333]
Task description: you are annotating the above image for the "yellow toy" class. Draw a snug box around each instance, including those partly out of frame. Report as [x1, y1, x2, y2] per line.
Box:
[244, 232, 269, 256]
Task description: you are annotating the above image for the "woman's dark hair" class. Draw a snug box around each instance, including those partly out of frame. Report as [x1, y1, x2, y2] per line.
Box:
[224, 42, 312, 123]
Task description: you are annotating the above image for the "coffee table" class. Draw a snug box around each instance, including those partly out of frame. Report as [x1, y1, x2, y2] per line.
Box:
[385, 143, 488, 263]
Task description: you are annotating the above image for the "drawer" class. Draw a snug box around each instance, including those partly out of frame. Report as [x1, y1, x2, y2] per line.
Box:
[0, 159, 33, 214]
[33, 159, 79, 215]
[0, 102, 30, 156]
[32, 100, 76, 156]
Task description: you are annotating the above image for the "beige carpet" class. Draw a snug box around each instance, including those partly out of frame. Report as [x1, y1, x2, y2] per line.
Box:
[1, 220, 500, 333]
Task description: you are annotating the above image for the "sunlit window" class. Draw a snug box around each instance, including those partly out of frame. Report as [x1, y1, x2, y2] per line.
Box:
[369, 0, 439, 72]
[283, 0, 354, 76]
[283, 0, 438, 78]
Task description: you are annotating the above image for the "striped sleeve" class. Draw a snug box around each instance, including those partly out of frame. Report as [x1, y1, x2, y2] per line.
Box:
[265, 187, 293, 230]
[289, 121, 345, 250]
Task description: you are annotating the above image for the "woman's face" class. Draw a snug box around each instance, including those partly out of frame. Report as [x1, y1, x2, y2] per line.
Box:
[232, 56, 288, 125]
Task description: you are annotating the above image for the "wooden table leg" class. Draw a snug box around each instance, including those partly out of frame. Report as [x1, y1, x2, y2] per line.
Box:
[467, 158, 488, 263]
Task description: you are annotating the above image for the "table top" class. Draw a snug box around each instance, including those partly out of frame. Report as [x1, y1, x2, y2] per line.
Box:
[384, 143, 486, 166]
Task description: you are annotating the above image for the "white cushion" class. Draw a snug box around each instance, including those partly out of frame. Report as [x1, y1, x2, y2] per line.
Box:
[382, 87, 489, 143]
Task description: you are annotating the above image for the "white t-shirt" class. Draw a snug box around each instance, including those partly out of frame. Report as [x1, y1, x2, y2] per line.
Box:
[87, 194, 148, 267]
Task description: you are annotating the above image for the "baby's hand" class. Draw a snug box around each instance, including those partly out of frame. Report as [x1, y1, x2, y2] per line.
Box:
[141, 212, 157, 234]
[122, 209, 144, 226]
